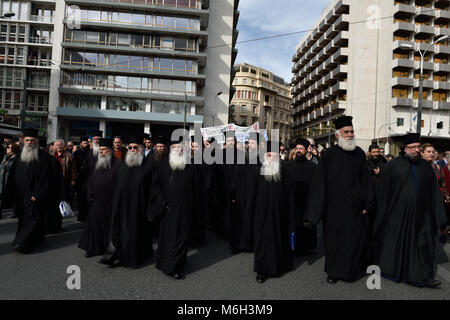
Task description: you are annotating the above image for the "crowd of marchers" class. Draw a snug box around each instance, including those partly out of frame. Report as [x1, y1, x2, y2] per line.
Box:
[0, 115, 449, 288]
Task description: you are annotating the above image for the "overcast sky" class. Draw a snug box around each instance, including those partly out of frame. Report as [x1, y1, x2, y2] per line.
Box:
[235, 0, 331, 83]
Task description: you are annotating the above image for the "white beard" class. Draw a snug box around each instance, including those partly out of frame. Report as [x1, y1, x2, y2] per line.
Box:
[261, 159, 281, 183]
[20, 143, 39, 164]
[169, 150, 186, 171]
[337, 136, 356, 151]
[125, 151, 144, 168]
[93, 143, 99, 157]
[95, 152, 112, 170]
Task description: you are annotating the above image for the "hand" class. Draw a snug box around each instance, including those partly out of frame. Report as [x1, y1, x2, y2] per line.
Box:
[362, 210, 367, 215]
[31, 196, 36, 202]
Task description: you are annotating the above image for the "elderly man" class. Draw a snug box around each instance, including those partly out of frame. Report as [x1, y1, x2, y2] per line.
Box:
[372, 133, 447, 288]
[286, 138, 318, 254]
[85, 131, 103, 172]
[112, 136, 127, 161]
[9, 129, 50, 253]
[79, 138, 121, 258]
[101, 137, 153, 268]
[73, 137, 90, 222]
[304, 116, 371, 284]
[147, 137, 205, 279]
[52, 139, 77, 205]
[66, 141, 74, 154]
[253, 141, 292, 283]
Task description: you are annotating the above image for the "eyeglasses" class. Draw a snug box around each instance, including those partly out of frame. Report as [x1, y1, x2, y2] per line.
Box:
[128, 146, 138, 150]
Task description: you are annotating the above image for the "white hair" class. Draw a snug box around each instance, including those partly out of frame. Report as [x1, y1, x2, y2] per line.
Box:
[93, 143, 99, 157]
[55, 139, 66, 147]
[95, 151, 112, 170]
[261, 155, 281, 182]
[169, 148, 186, 171]
[125, 147, 144, 168]
[336, 129, 356, 152]
[20, 142, 39, 164]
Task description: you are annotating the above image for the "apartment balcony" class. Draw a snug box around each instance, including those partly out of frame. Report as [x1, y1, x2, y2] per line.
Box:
[392, 77, 414, 87]
[325, 24, 339, 40]
[434, 81, 450, 90]
[394, 22, 415, 34]
[436, 27, 450, 37]
[333, 31, 349, 47]
[415, 25, 435, 35]
[413, 99, 433, 109]
[434, 63, 450, 73]
[331, 64, 348, 77]
[332, 48, 348, 63]
[437, 101, 450, 110]
[324, 40, 337, 55]
[435, 9, 450, 21]
[393, 58, 414, 69]
[29, 15, 55, 24]
[324, 72, 332, 84]
[415, 42, 434, 52]
[394, 3, 416, 16]
[414, 79, 435, 89]
[331, 82, 347, 94]
[435, 45, 450, 55]
[391, 97, 413, 108]
[415, 6, 435, 18]
[324, 101, 346, 113]
[333, 14, 349, 31]
[414, 60, 434, 71]
[393, 40, 415, 51]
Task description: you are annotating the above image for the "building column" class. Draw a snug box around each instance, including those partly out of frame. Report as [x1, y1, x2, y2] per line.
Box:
[101, 96, 107, 110]
[99, 120, 106, 137]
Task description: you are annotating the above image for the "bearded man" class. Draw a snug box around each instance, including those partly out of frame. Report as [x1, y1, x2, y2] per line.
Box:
[147, 138, 205, 279]
[73, 136, 90, 222]
[253, 142, 293, 283]
[10, 128, 50, 253]
[79, 138, 121, 257]
[286, 138, 318, 254]
[372, 133, 446, 288]
[85, 131, 103, 172]
[101, 137, 153, 268]
[304, 116, 371, 284]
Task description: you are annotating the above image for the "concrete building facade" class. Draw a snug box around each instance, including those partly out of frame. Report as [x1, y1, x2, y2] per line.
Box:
[291, 0, 450, 153]
[0, 0, 239, 141]
[230, 63, 292, 145]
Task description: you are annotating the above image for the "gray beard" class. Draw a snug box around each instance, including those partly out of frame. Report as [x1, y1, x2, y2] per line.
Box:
[337, 136, 356, 151]
[261, 160, 281, 183]
[20, 144, 39, 164]
[95, 153, 112, 170]
[169, 151, 186, 171]
[93, 144, 99, 157]
[125, 151, 144, 168]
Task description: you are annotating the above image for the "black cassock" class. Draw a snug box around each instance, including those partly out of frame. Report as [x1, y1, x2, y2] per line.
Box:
[305, 145, 370, 281]
[147, 159, 204, 276]
[102, 158, 154, 267]
[229, 154, 260, 252]
[286, 157, 318, 253]
[79, 156, 121, 256]
[11, 148, 50, 251]
[253, 166, 293, 277]
[73, 148, 89, 222]
[46, 155, 63, 234]
[372, 157, 447, 285]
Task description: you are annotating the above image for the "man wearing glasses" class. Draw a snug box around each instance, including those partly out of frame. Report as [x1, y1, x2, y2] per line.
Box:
[372, 133, 447, 288]
[306, 138, 318, 165]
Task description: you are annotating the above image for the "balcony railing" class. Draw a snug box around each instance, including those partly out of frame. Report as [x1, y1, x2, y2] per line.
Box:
[29, 15, 54, 23]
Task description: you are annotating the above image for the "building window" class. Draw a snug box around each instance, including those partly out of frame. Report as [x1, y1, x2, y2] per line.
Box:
[252, 105, 257, 114]
[437, 121, 444, 129]
[242, 78, 247, 84]
[241, 105, 246, 112]
[396, 118, 404, 127]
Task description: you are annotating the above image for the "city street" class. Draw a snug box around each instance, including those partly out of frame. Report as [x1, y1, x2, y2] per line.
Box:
[0, 210, 449, 300]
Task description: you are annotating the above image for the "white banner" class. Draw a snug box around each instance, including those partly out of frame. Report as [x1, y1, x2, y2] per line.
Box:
[200, 122, 260, 143]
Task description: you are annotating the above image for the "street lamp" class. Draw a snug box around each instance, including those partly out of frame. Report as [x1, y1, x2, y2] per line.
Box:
[0, 12, 15, 18]
[400, 35, 449, 137]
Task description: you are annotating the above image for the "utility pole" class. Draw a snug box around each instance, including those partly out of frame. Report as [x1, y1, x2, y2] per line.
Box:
[183, 94, 187, 132]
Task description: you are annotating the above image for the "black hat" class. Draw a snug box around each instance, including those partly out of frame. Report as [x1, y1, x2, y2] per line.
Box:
[154, 136, 166, 145]
[22, 128, 38, 138]
[91, 130, 103, 138]
[99, 138, 112, 149]
[295, 138, 310, 149]
[401, 133, 420, 146]
[142, 133, 151, 141]
[333, 116, 353, 130]
[169, 136, 185, 147]
[127, 136, 141, 145]
[80, 136, 89, 143]
[38, 138, 47, 148]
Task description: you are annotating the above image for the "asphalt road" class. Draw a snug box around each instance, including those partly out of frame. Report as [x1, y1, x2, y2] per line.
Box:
[0, 210, 449, 300]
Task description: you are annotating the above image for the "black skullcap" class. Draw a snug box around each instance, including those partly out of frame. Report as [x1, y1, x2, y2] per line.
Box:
[295, 138, 310, 149]
[401, 133, 420, 146]
[80, 136, 89, 143]
[368, 143, 379, 152]
[99, 138, 112, 149]
[154, 136, 166, 145]
[22, 128, 38, 138]
[143, 133, 151, 140]
[91, 130, 103, 138]
[333, 116, 353, 130]
[127, 136, 141, 145]
[169, 136, 185, 147]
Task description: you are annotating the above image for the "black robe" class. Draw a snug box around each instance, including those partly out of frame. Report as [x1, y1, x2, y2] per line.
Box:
[11, 148, 50, 251]
[372, 157, 447, 285]
[73, 147, 90, 222]
[147, 159, 203, 276]
[305, 145, 370, 281]
[286, 157, 318, 253]
[79, 156, 121, 256]
[253, 166, 293, 276]
[102, 158, 153, 267]
[46, 155, 63, 234]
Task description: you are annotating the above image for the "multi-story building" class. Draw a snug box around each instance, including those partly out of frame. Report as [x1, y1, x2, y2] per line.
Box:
[0, 0, 239, 141]
[0, 0, 56, 136]
[291, 0, 450, 153]
[230, 63, 292, 144]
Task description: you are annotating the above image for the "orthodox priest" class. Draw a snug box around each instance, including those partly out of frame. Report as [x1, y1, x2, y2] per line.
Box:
[79, 138, 121, 257]
[253, 142, 293, 283]
[147, 137, 204, 279]
[73, 136, 90, 222]
[101, 137, 153, 268]
[304, 116, 370, 284]
[286, 138, 318, 253]
[10, 128, 50, 253]
[372, 133, 447, 288]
